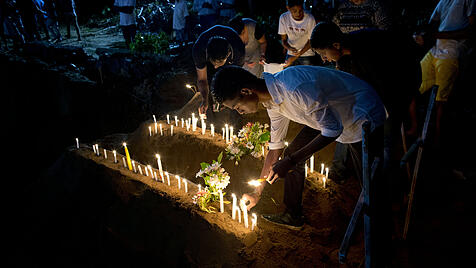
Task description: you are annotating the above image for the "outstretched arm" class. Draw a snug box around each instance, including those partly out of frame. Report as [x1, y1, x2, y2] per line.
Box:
[196, 67, 209, 115]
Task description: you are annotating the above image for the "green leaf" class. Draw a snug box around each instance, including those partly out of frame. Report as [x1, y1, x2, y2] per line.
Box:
[200, 162, 209, 170]
[259, 132, 271, 142]
[217, 152, 223, 163]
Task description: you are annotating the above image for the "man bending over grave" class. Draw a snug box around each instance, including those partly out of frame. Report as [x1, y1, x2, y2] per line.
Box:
[211, 64, 386, 226]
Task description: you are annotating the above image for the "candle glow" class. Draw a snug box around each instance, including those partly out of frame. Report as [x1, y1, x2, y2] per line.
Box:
[251, 213, 257, 231]
[219, 190, 224, 213]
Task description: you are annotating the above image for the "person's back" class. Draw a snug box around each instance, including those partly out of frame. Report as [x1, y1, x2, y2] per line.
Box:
[333, 0, 391, 33]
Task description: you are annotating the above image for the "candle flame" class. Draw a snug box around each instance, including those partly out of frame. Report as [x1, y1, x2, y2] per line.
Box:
[186, 84, 192, 88]
[248, 178, 266, 187]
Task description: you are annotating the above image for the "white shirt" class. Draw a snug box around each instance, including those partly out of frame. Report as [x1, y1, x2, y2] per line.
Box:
[278, 11, 316, 57]
[262, 66, 386, 149]
[429, 0, 476, 59]
[114, 0, 136, 26]
[173, 0, 189, 30]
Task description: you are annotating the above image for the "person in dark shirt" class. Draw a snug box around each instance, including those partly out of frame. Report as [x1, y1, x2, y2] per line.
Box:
[192, 25, 245, 115]
[56, 0, 81, 41]
[310, 21, 420, 183]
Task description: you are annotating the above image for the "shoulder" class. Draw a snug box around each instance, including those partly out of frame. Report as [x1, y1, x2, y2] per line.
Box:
[279, 11, 291, 21]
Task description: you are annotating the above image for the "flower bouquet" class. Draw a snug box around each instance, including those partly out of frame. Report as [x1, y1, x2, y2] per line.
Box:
[193, 152, 230, 213]
[225, 122, 270, 165]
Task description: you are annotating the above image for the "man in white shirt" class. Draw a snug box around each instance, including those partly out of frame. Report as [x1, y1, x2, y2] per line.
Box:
[114, 0, 136, 47]
[210, 65, 386, 229]
[278, 0, 316, 67]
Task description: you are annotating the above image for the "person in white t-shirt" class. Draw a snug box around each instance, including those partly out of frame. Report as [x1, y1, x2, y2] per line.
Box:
[278, 0, 316, 67]
[114, 0, 136, 47]
[173, 0, 189, 46]
[413, 0, 475, 144]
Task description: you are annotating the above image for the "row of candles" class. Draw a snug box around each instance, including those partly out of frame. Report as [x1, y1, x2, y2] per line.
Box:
[149, 114, 237, 144]
[306, 155, 329, 188]
[76, 137, 258, 231]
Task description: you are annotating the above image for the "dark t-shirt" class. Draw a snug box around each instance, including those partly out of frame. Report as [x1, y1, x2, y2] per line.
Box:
[192, 25, 245, 69]
[340, 29, 420, 120]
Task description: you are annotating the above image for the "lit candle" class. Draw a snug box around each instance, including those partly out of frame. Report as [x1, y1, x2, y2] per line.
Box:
[181, 118, 184, 128]
[95, 144, 99, 156]
[155, 122, 158, 134]
[138, 165, 143, 175]
[186, 119, 190, 131]
[262, 145, 265, 157]
[305, 163, 308, 177]
[160, 124, 163, 136]
[251, 213, 257, 231]
[175, 116, 178, 126]
[171, 125, 174, 136]
[219, 190, 224, 213]
[123, 143, 133, 171]
[211, 124, 215, 137]
[198, 184, 201, 192]
[176, 175, 181, 189]
[183, 178, 188, 193]
[132, 160, 137, 173]
[202, 122, 206, 135]
[241, 199, 248, 228]
[232, 193, 237, 220]
[222, 128, 225, 140]
[167, 114, 170, 124]
[103, 149, 107, 159]
[156, 154, 163, 174]
[324, 167, 329, 188]
[154, 171, 158, 181]
[113, 150, 117, 163]
[225, 124, 229, 143]
[160, 171, 165, 183]
[145, 165, 149, 176]
[165, 171, 170, 186]
[321, 163, 324, 174]
[230, 127, 233, 141]
[92, 144, 96, 154]
[75, 138, 79, 149]
[310, 155, 314, 173]
[122, 157, 126, 168]
[153, 114, 157, 123]
[147, 165, 153, 178]
[149, 126, 152, 136]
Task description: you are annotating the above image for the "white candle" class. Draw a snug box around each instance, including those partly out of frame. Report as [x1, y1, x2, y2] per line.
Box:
[305, 163, 308, 177]
[147, 165, 153, 178]
[211, 124, 214, 137]
[186, 119, 190, 131]
[222, 128, 225, 140]
[155, 122, 158, 134]
[232, 193, 237, 220]
[230, 127, 233, 141]
[160, 124, 163, 136]
[171, 125, 174, 136]
[149, 126, 152, 136]
[202, 122, 206, 135]
[225, 124, 229, 143]
[175, 116, 178, 126]
[167, 114, 170, 124]
[156, 154, 163, 174]
[325, 167, 329, 188]
[145, 166, 149, 176]
[251, 213, 257, 231]
[219, 190, 224, 213]
[75, 138, 79, 149]
[262, 146, 265, 157]
[138, 165, 143, 175]
[122, 157, 126, 168]
[183, 178, 188, 193]
[113, 150, 117, 163]
[154, 171, 158, 181]
[153, 114, 156, 123]
[95, 144, 99, 156]
[241, 199, 248, 228]
[132, 160, 137, 173]
[181, 118, 184, 128]
[160, 171, 165, 183]
[176, 175, 181, 189]
[103, 149, 107, 159]
[310, 155, 314, 173]
[198, 184, 201, 192]
[92, 144, 96, 154]
[165, 172, 170, 186]
[321, 163, 325, 174]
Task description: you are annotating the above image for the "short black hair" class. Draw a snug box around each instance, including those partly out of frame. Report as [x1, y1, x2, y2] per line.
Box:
[310, 21, 344, 49]
[286, 0, 303, 8]
[206, 36, 231, 62]
[211, 65, 259, 104]
[228, 15, 245, 34]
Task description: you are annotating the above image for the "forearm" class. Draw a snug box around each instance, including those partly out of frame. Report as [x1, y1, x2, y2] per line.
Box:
[197, 79, 209, 99]
[289, 134, 336, 164]
[296, 40, 311, 57]
[434, 27, 473, 40]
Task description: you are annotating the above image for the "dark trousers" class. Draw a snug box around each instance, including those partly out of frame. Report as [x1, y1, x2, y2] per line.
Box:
[121, 24, 136, 47]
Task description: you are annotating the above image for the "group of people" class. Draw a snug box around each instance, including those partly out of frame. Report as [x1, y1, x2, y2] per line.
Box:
[0, 0, 81, 49]
[191, 0, 474, 265]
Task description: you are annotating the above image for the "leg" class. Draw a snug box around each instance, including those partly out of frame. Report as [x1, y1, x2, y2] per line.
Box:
[73, 15, 80, 40]
[331, 142, 349, 181]
[282, 126, 321, 216]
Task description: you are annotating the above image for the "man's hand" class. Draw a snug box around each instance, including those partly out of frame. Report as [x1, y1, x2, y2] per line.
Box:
[413, 33, 425, 46]
[284, 56, 298, 68]
[199, 97, 208, 115]
[287, 46, 298, 53]
[242, 192, 260, 211]
[266, 156, 295, 184]
[259, 54, 266, 65]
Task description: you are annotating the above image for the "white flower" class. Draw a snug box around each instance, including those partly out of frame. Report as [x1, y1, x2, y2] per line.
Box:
[246, 142, 254, 149]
